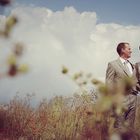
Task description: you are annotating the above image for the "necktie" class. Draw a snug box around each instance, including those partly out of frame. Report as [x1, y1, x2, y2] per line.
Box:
[124, 61, 131, 76]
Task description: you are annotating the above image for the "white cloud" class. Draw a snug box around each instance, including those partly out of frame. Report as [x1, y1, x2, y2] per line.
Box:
[1, 6, 140, 103]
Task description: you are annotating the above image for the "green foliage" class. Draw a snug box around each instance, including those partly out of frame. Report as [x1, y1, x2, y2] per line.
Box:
[0, 16, 17, 38]
[62, 66, 68, 74]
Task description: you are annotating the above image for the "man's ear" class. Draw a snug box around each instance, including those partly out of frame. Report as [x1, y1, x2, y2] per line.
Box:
[121, 48, 125, 54]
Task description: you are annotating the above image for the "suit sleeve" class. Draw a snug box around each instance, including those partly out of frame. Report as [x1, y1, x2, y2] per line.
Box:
[135, 63, 140, 82]
[106, 62, 115, 86]
[135, 63, 140, 91]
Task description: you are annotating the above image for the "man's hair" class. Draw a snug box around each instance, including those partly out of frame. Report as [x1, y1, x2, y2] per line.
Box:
[116, 42, 129, 56]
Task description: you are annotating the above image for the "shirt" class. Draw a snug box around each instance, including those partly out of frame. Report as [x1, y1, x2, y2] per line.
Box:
[119, 57, 133, 75]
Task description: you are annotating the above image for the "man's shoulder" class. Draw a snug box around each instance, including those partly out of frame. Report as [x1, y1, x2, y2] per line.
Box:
[108, 59, 118, 65]
[135, 62, 140, 65]
[135, 62, 140, 70]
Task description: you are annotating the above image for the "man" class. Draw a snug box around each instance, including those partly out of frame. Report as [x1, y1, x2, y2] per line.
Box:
[135, 62, 140, 84]
[106, 42, 139, 129]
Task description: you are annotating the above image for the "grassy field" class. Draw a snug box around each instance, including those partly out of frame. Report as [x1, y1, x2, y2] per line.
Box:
[0, 68, 140, 140]
[0, 80, 140, 140]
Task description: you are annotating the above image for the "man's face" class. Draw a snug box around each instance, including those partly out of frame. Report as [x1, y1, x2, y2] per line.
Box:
[122, 44, 132, 59]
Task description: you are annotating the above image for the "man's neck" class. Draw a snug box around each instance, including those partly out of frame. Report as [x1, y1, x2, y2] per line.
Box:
[120, 56, 128, 60]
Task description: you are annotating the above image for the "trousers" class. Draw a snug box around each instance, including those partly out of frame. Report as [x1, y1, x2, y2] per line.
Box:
[114, 94, 137, 128]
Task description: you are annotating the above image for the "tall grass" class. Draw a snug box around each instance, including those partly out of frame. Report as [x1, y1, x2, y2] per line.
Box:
[0, 90, 139, 140]
[0, 68, 140, 140]
[0, 93, 102, 140]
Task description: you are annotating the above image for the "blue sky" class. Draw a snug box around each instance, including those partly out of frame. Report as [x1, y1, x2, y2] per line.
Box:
[4, 0, 140, 25]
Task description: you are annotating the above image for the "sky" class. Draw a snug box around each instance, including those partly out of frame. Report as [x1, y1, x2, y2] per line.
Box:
[5, 0, 140, 25]
[0, 0, 140, 104]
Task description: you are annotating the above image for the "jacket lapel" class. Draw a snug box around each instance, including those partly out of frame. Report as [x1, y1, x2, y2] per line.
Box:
[127, 60, 134, 70]
[116, 58, 130, 76]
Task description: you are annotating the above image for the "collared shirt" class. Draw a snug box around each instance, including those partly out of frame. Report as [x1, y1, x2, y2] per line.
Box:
[119, 57, 133, 75]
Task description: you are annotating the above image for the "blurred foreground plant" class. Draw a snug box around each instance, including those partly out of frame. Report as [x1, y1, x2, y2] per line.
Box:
[0, 15, 28, 78]
[0, 0, 11, 6]
[62, 66, 140, 140]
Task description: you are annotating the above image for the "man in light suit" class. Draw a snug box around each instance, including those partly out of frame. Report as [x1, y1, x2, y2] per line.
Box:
[106, 42, 139, 129]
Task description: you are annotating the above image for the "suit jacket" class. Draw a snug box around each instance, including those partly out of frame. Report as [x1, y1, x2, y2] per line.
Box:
[135, 62, 140, 82]
[106, 58, 139, 94]
[135, 62, 140, 91]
